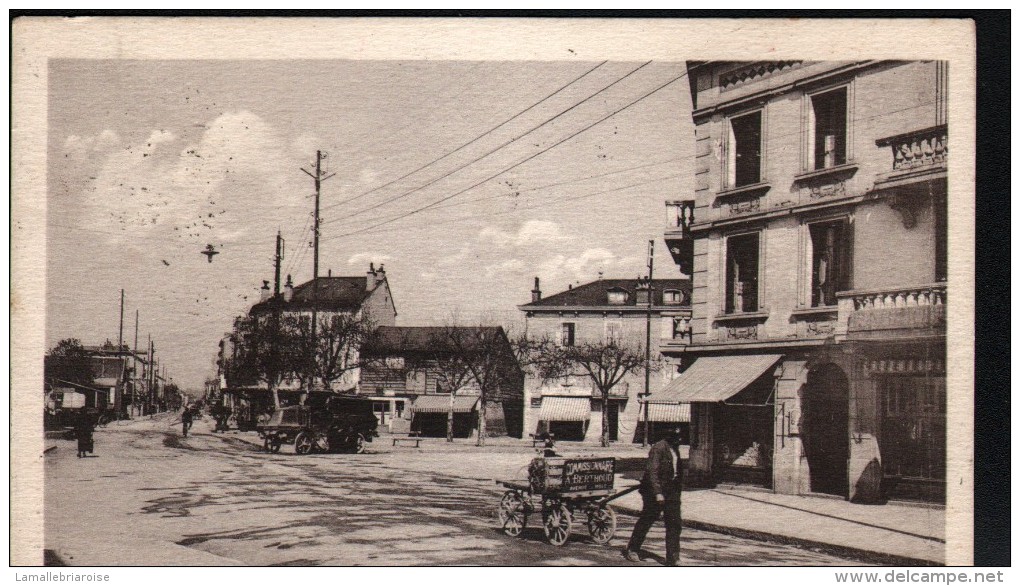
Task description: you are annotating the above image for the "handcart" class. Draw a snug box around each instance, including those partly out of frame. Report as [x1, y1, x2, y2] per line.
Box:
[496, 456, 632, 547]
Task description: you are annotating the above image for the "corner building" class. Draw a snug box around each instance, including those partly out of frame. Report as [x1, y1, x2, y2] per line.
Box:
[664, 61, 947, 503]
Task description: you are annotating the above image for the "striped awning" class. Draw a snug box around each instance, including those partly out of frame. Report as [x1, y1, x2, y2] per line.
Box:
[411, 395, 479, 414]
[646, 354, 783, 403]
[538, 396, 591, 422]
[645, 402, 691, 423]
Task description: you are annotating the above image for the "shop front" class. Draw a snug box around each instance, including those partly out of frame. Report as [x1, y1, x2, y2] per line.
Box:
[655, 354, 782, 488]
[536, 396, 591, 441]
[410, 394, 478, 438]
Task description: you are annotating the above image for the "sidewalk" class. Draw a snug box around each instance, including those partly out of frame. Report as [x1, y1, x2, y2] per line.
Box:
[609, 476, 945, 566]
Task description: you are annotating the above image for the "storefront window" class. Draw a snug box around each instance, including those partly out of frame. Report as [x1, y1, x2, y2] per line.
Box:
[880, 377, 946, 482]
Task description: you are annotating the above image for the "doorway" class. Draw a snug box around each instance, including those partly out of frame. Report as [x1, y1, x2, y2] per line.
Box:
[803, 364, 850, 497]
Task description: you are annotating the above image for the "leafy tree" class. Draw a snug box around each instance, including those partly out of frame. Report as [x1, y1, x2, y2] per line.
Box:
[45, 338, 95, 388]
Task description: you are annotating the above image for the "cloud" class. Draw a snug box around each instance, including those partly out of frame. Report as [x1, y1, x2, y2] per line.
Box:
[478, 219, 572, 247]
[536, 247, 643, 287]
[74, 110, 309, 247]
[483, 258, 525, 278]
[347, 252, 393, 268]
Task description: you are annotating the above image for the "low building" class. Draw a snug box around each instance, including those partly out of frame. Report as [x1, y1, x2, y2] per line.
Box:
[359, 326, 525, 438]
[518, 276, 692, 443]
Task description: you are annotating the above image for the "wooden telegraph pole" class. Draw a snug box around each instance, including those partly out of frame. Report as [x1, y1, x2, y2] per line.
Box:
[300, 151, 335, 392]
[643, 240, 654, 447]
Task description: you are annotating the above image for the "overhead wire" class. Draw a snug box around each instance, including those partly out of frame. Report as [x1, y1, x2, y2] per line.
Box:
[324, 67, 690, 241]
[321, 61, 652, 225]
[320, 61, 609, 214]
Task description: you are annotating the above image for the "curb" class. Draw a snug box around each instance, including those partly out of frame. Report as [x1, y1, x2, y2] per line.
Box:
[610, 502, 941, 566]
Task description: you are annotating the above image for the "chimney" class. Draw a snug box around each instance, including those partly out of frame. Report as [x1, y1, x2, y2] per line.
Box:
[328, 269, 332, 278]
[283, 274, 294, 302]
[367, 263, 386, 291]
[531, 277, 542, 302]
[259, 280, 272, 302]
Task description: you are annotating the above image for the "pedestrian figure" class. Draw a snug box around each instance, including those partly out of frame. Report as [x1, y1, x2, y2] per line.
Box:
[623, 426, 684, 566]
[181, 406, 193, 437]
[539, 432, 558, 457]
[75, 411, 95, 458]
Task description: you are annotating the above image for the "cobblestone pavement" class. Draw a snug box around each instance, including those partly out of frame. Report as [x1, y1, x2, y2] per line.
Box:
[44, 419, 866, 566]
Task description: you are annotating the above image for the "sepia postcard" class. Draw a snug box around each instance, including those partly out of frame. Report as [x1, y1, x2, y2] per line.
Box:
[11, 17, 977, 572]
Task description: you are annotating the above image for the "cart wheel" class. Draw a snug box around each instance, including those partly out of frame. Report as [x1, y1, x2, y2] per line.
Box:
[543, 503, 572, 546]
[353, 433, 367, 454]
[294, 432, 314, 455]
[586, 506, 617, 545]
[498, 491, 528, 537]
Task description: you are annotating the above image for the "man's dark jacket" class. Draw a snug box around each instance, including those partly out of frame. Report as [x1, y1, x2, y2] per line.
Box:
[640, 439, 683, 497]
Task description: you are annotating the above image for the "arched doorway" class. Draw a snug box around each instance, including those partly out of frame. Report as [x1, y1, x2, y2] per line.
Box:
[803, 363, 850, 497]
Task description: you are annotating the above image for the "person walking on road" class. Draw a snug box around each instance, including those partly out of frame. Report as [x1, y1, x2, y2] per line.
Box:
[75, 410, 95, 458]
[622, 426, 684, 566]
[181, 406, 193, 437]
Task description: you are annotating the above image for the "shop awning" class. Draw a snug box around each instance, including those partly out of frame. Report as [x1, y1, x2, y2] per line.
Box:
[646, 354, 783, 403]
[411, 395, 479, 414]
[538, 396, 591, 422]
[645, 402, 691, 423]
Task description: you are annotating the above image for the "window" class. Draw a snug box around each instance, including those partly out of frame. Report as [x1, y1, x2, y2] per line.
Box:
[725, 232, 760, 313]
[607, 289, 628, 305]
[809, 219, 851, 307]
[880, 377, 946, 481]
[560, 323, 575, 347]
[605, 321, 623, 343]
[663, 289, 684, 305]
[809, 88, 848, 170]
[728, 111, 762, 187]
[530, 397, 543, 408]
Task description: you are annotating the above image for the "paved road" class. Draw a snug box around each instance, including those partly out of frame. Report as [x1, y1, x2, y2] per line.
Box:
[44, 418, 860, 566]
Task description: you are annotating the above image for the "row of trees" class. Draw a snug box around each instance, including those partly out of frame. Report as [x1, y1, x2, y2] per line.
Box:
[225, 310, 657, 448]
[224, 311, 374, 408]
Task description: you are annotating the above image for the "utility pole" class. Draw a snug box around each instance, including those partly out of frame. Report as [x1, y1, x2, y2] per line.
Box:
[274, 230, 285, 297]
[147, 335, 153, 415]
[133, 310, 139, 417]
[300, 151, 335, 391]
[643, 239, 654, 447]
[118, 289, 124, 351]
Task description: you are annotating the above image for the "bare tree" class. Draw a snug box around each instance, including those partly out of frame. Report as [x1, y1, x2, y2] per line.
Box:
[293, 311, 376, 393]
[536, 338, 653, 448]
[228, 313, 292, 408]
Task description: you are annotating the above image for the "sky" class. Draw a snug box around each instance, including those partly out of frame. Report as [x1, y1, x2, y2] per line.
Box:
[46, 59, 695, 391]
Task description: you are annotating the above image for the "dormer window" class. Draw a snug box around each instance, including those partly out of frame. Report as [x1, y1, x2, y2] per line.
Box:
[663, 289, 685, 305]
[607, 289, 629, 305]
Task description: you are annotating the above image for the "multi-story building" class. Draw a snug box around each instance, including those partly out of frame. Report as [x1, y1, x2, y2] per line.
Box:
[519, 276, 692, 443]
[654, 60, 947, 503]
[359, 325, 525, 438]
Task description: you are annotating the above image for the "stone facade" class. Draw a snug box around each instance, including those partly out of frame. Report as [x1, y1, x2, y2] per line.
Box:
[670, 60, 947, 502]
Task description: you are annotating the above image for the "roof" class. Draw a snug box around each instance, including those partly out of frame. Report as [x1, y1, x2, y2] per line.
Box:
[251, 276, 374, 313]
[647, 354, 782, 403]
[412, 395, 479, 414]
[362, 325, 507, 356]
[521, 278, 692, 309]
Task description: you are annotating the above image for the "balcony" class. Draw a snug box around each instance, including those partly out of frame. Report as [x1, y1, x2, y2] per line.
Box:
[664, 200, 695, 274]
[873, 126, 948, 212]
[836, 283, 946, 341]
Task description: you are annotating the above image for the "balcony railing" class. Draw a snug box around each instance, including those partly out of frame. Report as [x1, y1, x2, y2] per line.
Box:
[665, 200, 695, 236]
[836, 283, 946, 338]
[876, 125, 947, 173]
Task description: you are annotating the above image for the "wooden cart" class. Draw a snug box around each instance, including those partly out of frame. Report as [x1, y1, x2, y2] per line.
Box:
[496, 456, 619, 547]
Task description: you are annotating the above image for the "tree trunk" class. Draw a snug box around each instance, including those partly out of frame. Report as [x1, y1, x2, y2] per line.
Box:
[601, 392, 609, 448]
[476, 396, 487, 447]
[447, 394, 454, 442]
[271, 383, 281, 410]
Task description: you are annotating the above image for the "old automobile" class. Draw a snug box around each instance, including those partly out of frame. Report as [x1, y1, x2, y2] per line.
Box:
[256, 393, 378, 454]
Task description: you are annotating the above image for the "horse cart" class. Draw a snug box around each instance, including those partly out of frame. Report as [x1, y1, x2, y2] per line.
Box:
[496, 456, 620, 547]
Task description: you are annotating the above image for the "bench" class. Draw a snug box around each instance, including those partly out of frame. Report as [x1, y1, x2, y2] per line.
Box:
[392, 432, 422, 448]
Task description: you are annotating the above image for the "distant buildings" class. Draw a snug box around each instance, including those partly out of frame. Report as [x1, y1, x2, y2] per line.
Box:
[650, 60, 947, 503]
[518, 276, 692, 443]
